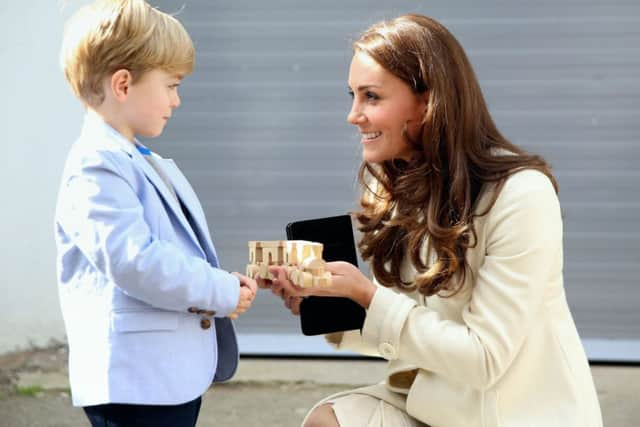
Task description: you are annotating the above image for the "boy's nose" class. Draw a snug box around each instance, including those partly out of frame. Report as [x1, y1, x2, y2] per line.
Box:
[171, 93, 181, 108]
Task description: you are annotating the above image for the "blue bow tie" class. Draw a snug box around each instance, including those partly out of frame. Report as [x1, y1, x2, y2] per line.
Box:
[136, 145, 152, 155]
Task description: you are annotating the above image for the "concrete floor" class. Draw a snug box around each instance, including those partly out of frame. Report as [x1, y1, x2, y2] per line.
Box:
[0, 357, 638, 426]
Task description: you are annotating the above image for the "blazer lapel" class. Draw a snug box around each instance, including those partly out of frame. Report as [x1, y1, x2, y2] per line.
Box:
[161, 158, 220, 266]
[132, 150, 207, 259]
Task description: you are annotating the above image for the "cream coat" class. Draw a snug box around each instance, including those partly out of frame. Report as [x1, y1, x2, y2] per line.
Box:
[329, 169, 602, 427]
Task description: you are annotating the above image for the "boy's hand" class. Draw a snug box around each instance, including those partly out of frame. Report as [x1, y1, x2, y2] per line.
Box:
[228, 272, 257, 320]
[233, 272, 258, 295]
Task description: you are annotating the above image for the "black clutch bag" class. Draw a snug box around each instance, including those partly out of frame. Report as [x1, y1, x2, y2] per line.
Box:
[285, 214, 366, 336]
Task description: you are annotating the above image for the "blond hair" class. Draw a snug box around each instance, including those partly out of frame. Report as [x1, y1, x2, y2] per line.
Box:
[60, 0, 195, 107]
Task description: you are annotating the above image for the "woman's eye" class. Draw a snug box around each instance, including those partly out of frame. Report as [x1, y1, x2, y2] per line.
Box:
[347, 89, 379, 101]
[169, 84, 180, 89]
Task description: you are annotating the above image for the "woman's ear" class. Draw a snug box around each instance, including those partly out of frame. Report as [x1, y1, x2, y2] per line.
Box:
[420, 90, 430, 109]
[110, 69, 132, 102]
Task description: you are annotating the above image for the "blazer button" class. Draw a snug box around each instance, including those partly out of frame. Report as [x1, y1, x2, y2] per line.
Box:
[200, 318, 212, 330]
[188, 307, 199, 313]
[204, 310, 216, 317]
[379, 342, 397, 359]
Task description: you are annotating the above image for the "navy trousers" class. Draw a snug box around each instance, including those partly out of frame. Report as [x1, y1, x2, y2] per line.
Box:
[83, 397, 202, 427]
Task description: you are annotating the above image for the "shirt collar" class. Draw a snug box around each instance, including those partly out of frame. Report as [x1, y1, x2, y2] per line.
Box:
[82, 109, 150, 156]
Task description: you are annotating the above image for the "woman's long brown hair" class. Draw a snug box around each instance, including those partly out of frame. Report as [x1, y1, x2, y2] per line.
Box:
[354, 14, 558, 296]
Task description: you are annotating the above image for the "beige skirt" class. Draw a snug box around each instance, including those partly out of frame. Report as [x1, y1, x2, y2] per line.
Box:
[301, 386, 427, 427]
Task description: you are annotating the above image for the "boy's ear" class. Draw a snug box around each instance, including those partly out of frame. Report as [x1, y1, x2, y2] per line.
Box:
[110, 69, 132, 102]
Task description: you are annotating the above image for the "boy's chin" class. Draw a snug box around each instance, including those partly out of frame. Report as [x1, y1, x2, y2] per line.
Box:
[138, 127, 165, 139]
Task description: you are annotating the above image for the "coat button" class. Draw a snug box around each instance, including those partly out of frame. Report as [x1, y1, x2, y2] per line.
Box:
[379, 342, 397, 359]
[188, 307, 199, 313]
[204, 310, 216, 317]
[200, 318, 212, 330]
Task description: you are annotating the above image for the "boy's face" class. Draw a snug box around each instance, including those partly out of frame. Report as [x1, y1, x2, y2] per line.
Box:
[120, 69, 182, 140]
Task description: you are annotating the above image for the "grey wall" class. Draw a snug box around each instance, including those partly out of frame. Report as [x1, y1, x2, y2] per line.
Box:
[151, 0, 640, 359]
[2, 1, 638, 360]
[0, 1, 85, 353]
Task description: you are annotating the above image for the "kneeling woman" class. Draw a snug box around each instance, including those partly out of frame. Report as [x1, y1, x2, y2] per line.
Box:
[268, 13, 602, 427]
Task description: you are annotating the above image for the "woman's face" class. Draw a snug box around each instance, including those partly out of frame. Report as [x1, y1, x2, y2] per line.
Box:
[347, 52, 426, 163]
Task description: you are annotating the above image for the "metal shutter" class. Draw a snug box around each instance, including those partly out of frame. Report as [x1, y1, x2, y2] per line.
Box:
[151, 0, 640, 361]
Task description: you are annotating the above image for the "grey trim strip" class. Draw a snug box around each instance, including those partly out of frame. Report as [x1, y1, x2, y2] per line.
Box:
[238, 334, 640, 362]
[238, 333, 338, 356]
[583, 339, 640, 363]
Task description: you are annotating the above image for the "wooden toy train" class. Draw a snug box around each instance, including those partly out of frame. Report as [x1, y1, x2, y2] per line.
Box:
[246, 240, 331, 288]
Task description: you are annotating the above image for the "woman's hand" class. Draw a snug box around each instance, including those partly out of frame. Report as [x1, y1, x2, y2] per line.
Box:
[256, 274, 304, 315]
[269, 261, 377, 309]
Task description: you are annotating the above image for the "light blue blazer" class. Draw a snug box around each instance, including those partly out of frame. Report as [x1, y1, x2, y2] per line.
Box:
[54, 112, 240, 406]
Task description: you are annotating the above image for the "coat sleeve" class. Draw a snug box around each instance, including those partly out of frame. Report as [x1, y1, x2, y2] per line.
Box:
[358, 170, 562, 390]
[323, 277, 399, 358]
[56, 150, 240, 316]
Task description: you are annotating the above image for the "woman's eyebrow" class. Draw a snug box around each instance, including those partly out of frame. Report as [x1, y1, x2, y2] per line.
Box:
[348, 84, 383, 92]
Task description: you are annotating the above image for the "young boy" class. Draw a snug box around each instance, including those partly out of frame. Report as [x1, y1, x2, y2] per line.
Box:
[55, 1, 256, 425]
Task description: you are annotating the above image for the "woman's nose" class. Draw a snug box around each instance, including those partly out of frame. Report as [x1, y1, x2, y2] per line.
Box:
[347, 105, 365, 125]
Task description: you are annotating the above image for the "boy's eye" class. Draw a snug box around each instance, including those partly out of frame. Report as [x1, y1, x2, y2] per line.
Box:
[168, 83, 180, 89]
[348, 89, 354, 99]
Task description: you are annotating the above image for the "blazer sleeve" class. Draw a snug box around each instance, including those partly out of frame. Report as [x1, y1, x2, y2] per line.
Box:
[358, 170, 562, 390]
[57, 150, 240, 316]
